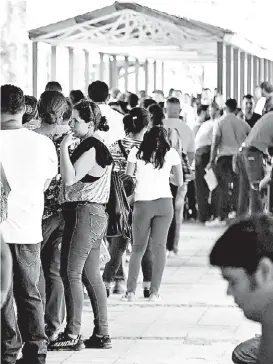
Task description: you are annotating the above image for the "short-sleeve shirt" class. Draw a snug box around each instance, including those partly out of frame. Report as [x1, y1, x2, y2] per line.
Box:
[0, 129, 58, 244]
[110, 137, 141, 174]
[127, 147, 181, 201]
[244, 111, 273, 154]
[213, 114, 251, 158]
[163, 118, 195, 154]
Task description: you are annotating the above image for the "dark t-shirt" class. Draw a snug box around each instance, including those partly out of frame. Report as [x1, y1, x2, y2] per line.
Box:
[245, 112, 261, 128]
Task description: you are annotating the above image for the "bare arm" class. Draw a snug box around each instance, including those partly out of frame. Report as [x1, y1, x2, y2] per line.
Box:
[126, 162, 136, 177]
[187, 152, 195, 165]
[210, 121, 221, 165]
[172, 164, 183, 186]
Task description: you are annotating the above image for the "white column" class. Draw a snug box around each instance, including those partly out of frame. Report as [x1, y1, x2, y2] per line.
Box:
[68, 47, 74, 91]
[84, 50, 90, 94]
[51, 45, 57, 81]
[32, 42, 38, 98]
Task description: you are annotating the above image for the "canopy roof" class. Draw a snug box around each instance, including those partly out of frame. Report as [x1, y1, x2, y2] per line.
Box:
[29, 1, 273, 62]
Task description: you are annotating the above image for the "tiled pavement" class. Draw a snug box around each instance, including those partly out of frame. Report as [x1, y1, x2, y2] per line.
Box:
[47, 223, 260, 364]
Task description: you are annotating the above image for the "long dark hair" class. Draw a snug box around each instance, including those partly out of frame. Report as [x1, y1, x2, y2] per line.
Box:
[123, 107, 149, 135]
[73, 100, 109, 131]
[136, 126, 170, 169]
[147, 103, 164, 127]
[38, 91, 67, 125]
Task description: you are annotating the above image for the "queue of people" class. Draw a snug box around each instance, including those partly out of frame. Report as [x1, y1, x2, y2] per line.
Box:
[2, 78, 273, 364]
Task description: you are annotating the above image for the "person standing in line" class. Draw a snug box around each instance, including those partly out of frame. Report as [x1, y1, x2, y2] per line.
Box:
[208, 99, 251, 226]
[34, 91, 72, 343]
[194, 104, 216, 223]
[122, 126, 183, 302]
[241, 94, 261, 128]
[88, 81, 125, 147]
[103, 107, 153, 298]
[164, 97, 195, 252]
[49, 100, 113, 351]
[261, 82, 273, 115]
[210, 214, 273, 364]
[1, 85, 58, 364]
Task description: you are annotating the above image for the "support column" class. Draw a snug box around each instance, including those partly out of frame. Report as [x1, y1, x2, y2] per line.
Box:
[68, 47, 74, 91]
[144, 60, 149, 94]
[247, 54, 252, 94]
[240, 51, 245, 102]
[84, 50, 90, 94]
[153, 60, 157, 90]
[264, 59, 268, 81]
[124, 56, 129, 91]
[51, 45, 57, 81]
[225, 45, 231, 99]
[259, 58, 264, 83]
[99, 53, 104, 81]
[217, 41, 224, 95]
[135, 59, 139, 94]
[112, 55, 117, 89]
[253, 56, 258, 95]
[268, 60, 272, 84]
[161, 61, 164, 91]
[32, 42, 38, 98]
[233, 48, 239, 101]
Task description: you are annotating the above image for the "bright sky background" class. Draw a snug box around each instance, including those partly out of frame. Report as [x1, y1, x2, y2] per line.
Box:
[26, 0, 272, 49]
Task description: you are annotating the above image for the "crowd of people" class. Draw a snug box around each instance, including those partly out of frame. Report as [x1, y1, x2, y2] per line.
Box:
[1, 78, 273, 363]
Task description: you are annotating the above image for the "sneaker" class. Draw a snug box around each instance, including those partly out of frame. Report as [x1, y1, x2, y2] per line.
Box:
[205, 218, 226, 227]
[113, 280, 126, 295]
[84, 334, 112, 349]
[48, 332, 84, 351]
[46, 331, 59, 343]
[121, 292, 135, 302]
[149, 293, 161, 302]
[143, 288, 150, 298]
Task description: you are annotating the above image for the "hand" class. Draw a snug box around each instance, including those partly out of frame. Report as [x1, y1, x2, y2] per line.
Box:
[60, 133, 76, 148]
[206, 161, 215, 171]
[259, 176, 270, 191]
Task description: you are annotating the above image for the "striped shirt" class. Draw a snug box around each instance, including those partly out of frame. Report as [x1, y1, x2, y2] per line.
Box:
[110, 137, 142, 174]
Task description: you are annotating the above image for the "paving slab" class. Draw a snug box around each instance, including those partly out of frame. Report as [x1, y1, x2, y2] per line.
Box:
[47, 223, 259, 364]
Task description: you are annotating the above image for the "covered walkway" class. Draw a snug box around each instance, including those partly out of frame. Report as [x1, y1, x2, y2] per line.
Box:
[29, 2, 273, 99]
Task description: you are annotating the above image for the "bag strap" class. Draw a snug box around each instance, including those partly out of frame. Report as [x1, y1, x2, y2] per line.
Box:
[118, 140, 128, 160]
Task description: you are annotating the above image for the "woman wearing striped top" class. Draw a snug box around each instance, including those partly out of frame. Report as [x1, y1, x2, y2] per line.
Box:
[50, 100, 113, 351]
[103, 108, 152, 297]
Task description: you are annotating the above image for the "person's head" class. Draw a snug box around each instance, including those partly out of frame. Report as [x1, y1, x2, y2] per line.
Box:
[110, 88, 121, 100]
[138, 90, 146, 99]
[71, 99, 109, 138]
[137, 126, 170, 169]
[255, 86, 262, 99]
[172, 90, 183, 100]
[197, 104, 210, 123]
[210, 101, 222, 120]
[88, 81, 109, 103]
[62, 98, 73, 124]
[45, 81, 62, 93]
[165, 97, 181, 118]
[152, 90, 164, 103]
[147, 103, 164, 128]
[242, 94, 255, 114]
[168, 88, 175, 97]
[210, 214, 273, 322]
[261, 81, 273, 98]
[69, 90, 85, 105]
[225, 98, 237, 114]
[143, 98, 157, 110]
[1, 84, 25, 128]
[22, 95, 38, 124]
[123, 107, 149, 135]
[38, 91, 67, 125]
[235, 108, 244, 119]
[127, 93, 139, 109]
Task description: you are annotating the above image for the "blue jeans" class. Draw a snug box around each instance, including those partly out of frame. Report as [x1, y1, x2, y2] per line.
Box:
[61, 202, 109, 336]
[1, 244, 47, 364]
[38, 213, 65, 336]
[103, 235, 153, 285]
[127, 198, 173, 294]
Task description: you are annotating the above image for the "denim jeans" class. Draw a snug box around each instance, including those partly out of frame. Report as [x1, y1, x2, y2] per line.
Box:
[167, 184, 187, 252]
[127, 198, 173, 295]
[61, 202, 109, 336]
[38, 213, 65, 336]
[195, 147, 211, 223]
[237, 148, 264, 216]
[1, 244, 47, 364]
[103, 235, 153, 284]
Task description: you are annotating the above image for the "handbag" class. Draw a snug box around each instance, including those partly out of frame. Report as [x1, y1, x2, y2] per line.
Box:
[106, 171, 132, 241]
[181, 152, 193, 183]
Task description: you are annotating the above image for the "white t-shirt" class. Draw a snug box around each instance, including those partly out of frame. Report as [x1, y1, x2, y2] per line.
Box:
[127, 147, 181, 201]
[0, 129, 58, 244]
[96, 104, 125, 146]
[255, 97, 266, 116]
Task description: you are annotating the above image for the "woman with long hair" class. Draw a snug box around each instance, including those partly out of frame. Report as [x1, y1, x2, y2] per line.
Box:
[123, 127, 183, 301]
[147, 103, 165, 128]
[104, 107, 153, 298]
[49, 100, 113, 351]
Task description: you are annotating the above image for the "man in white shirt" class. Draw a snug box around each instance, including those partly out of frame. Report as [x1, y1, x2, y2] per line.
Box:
[254, 85, 266, 116]
[0, 85, 58, 364]
[88, 81, 125, 146]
